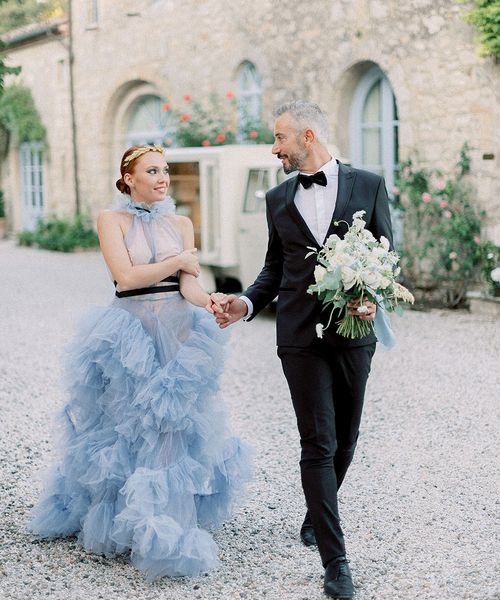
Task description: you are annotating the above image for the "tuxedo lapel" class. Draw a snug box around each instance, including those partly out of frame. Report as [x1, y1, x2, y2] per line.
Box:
[324, 162, 356, 241]
[284, 176, 319, 247]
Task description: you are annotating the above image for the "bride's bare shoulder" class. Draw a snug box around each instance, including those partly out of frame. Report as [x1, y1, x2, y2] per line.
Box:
[171, 214, 193, 230]
[97, 209, 131, 228]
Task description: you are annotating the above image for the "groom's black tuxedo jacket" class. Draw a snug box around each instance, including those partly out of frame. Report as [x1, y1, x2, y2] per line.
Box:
[244, 161, 393, 348]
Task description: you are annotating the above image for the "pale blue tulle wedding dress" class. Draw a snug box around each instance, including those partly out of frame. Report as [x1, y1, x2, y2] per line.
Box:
[27, 196, 251, 580]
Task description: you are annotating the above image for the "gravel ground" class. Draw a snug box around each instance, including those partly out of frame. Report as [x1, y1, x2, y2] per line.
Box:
[0, 239, 498, 600]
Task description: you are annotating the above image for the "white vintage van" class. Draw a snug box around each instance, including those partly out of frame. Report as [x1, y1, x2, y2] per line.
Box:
[163, 144, 342, 292]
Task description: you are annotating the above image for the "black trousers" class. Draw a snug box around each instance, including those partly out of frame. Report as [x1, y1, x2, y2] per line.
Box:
[278, 340, 376, 566]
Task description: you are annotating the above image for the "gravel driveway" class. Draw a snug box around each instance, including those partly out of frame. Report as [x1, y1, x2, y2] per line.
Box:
[0, 240, 498, 600]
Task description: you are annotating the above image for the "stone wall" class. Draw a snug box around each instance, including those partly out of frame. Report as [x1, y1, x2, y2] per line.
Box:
[2, 0, 499, 240]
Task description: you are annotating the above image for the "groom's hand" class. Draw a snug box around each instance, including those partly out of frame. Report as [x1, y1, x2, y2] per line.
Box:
[215, 294, 248, 328]
[347, 297, 377, 321]
[206, 292, 228, 315]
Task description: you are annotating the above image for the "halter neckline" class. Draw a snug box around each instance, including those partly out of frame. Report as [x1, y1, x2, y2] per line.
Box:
[115, 194, 176, 220]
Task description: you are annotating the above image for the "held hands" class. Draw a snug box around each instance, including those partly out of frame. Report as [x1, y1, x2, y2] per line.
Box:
[179, 248, 200, 277]
[206, 292, 227, 316]
[347, 297, 377, 321]
[205, 293, 248, 328]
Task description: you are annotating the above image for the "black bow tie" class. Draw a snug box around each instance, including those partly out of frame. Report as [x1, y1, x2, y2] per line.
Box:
[297, 171, 327, 189]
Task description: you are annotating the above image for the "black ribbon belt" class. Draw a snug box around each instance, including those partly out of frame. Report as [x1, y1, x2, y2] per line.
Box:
[114, 275, 180, 298]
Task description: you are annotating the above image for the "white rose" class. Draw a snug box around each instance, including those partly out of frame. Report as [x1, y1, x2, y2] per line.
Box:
[335, 240, 347, 253]
[491, 267, 500, 283]
[341, 266, 358, 290]
[352, 210, 366, 220]
[314, 265, 327, 283]
[362, 229, 376, 243]
[325, 234, 341, 249]
[336, 252, 353, 266]
[352, 218, 365, 232]
[379, 236, 390, 251]
[379, 276, 391, 289]
[371, 247, 386, 259]
[361, 270, 382, 289]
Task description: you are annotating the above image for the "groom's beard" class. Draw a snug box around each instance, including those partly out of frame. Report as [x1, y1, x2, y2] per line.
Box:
[280, 142, 309, 174]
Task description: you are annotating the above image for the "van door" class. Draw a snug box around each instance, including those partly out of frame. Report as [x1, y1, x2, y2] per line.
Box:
[168, 161, 201, 247]
[238, 168, 270, 289]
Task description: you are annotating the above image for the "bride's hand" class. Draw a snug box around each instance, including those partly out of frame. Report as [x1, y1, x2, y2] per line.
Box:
[178, 248, 200, 277]
[206, 292, 228, 314]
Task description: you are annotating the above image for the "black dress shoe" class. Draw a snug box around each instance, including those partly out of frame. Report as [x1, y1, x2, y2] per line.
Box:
[300, 513, 317, 546]
[324, 557, 354, 599]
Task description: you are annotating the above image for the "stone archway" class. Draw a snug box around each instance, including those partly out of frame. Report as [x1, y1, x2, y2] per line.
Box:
[334, 60, 402, 245]
[101, 79, 168, 195]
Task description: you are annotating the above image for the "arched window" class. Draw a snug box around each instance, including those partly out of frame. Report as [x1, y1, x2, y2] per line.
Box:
[237, 61, 262, 132]
[126, 95, 176, 147]
[350, 66, 400, 242]
[350, 66, 399, 188]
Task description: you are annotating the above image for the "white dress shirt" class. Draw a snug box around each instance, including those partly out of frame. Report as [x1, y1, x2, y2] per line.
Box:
[241, 158, 338, 319]
[295, 158, 338, 245]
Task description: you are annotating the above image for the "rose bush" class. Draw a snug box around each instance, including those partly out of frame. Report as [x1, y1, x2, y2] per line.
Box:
[162, 92, 274, 148]
[394, 144, 500, 306]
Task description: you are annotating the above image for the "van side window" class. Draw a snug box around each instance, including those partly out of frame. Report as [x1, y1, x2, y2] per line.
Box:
[244, 169, 269, 213]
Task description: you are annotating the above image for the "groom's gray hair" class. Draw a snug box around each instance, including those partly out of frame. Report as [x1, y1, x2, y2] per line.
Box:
[273, 100, 330, 144]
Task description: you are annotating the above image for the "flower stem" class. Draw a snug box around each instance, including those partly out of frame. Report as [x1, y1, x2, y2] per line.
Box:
[336, 314, 374, 339]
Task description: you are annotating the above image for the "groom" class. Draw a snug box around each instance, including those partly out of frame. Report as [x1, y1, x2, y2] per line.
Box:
[215, 100, 393, 598]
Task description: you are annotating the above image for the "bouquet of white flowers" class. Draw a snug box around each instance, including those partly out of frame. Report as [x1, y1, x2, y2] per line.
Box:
[307, 210, 414, 339]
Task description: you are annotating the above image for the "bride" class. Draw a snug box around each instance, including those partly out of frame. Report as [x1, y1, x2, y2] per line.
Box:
[27, 144, 251, 580]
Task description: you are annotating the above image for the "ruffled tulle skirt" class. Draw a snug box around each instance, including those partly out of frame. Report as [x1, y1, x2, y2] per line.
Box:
[27, 293, 252, 580]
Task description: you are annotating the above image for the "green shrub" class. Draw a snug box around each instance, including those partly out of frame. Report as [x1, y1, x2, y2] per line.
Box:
[478, 239, 500, 295]
[0, 190, 5, 218]
[16, 214, 99, 252]
[0, 84, 46, 143]
[394, 143, 499, 306]
[17, 230, 35, 246]
[462, 0, 500, 58]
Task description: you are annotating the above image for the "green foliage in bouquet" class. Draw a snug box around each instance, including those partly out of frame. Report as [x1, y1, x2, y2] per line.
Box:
[394, 143, 498, 307]
[17, 214, 99, 252]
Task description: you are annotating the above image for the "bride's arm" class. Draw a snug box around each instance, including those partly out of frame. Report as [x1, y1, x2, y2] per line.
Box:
[177, 216, 212, 307]
[97, 210, 199, 290]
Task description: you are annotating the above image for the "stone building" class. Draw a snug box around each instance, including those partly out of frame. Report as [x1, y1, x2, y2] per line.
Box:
[1, 0, 499, 242]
